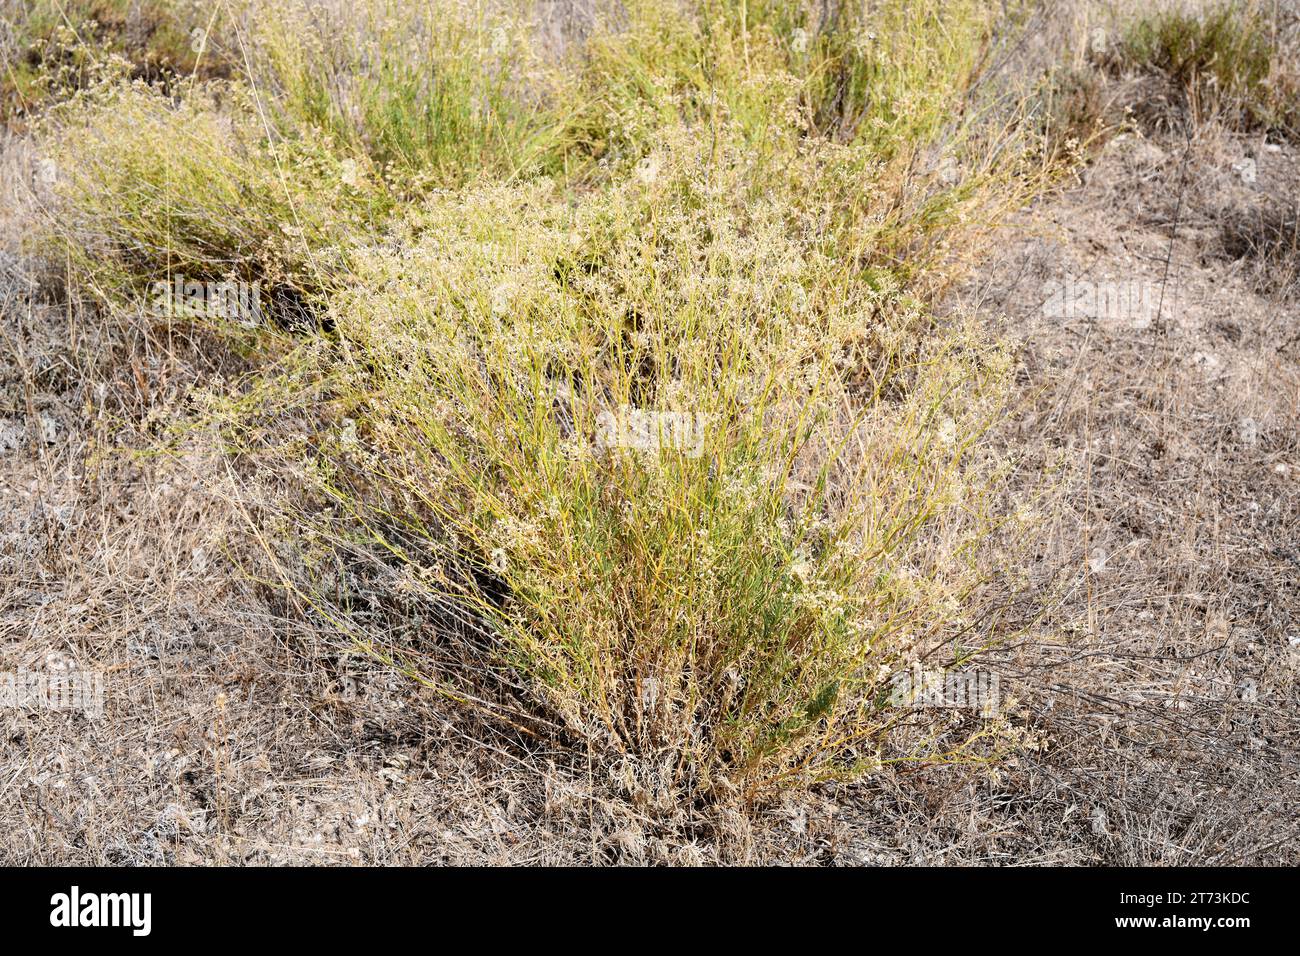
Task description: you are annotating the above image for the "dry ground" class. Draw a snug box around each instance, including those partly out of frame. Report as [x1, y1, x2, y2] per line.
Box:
[900, 120, 1300, 865]
[1, 22, 1297, 864]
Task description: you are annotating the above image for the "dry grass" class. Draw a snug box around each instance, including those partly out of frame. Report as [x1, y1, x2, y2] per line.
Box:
[0, 0, 1296, 864]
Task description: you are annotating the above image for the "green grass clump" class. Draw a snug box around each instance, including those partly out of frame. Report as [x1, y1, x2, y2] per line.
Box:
[1118, 2, 1298, 135]
[560, 0, 1017, 169]
[242, 0, 566, 191]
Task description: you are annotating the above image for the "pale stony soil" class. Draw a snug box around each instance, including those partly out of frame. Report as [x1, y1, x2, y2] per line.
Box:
[2, 97, 1298, 863]
[936, 123, 1300, 864]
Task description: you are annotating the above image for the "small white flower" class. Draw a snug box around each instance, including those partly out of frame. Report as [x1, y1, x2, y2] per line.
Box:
[790, 27, 809, 55]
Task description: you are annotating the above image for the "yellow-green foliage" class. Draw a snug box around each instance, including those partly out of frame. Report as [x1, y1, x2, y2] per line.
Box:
[241, 0, 565, 190]
[561, 0, 1012, 166]
[36, 0, 1061, 801]
[309, 127, 1021, 796]
[1119, 2, 1298, 135]
[42, 80, 389, 300]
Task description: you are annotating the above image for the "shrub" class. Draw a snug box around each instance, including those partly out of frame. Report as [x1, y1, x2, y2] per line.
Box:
[40, 79, 389, 315]
[292, 128, 1022, 799]
[1117, 2, 1298, 136]
[240, 0, 567, 190]
[36, 0, 1060, 805]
